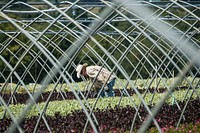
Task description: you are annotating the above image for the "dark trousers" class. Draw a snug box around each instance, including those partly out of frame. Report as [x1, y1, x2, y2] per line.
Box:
[100, 78, 115, 97]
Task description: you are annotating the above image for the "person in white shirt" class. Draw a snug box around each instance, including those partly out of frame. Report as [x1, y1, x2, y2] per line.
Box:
[76, 63, 116, 97]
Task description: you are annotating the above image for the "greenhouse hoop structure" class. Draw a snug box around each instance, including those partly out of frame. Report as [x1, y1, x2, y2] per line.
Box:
[0, 0, 200, 132]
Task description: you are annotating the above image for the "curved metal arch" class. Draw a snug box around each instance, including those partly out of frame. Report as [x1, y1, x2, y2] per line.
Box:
[4, 16, 98, 133]
[1, 0, 200, 133]
[115, 0, 198, 69]
[0, 54, 52, 132]
[0, 21, 57, 131]
[106, 6, 181, 82]
[1, 1, 120, 132]
[69, 2, 166, 129]
[113, 0, 199, 130]
[0, 11, 67, 86]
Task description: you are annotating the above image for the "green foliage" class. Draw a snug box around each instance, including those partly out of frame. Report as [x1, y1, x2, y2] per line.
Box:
[1, 76, 200, 94]
[0, 87, 199, 118]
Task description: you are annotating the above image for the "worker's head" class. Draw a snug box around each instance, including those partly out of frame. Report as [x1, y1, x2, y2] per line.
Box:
[76, 63, 88, 78]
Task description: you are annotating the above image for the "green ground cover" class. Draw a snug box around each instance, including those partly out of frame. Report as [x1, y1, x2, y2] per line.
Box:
[0, 87, 199, 118]
[1, 76, 199, 94]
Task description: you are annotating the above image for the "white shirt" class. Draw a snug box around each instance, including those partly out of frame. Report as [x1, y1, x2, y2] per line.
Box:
[86, 66, 116, 88]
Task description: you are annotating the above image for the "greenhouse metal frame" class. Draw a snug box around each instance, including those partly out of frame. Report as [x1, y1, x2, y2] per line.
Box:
[0, 0, 200, 132]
